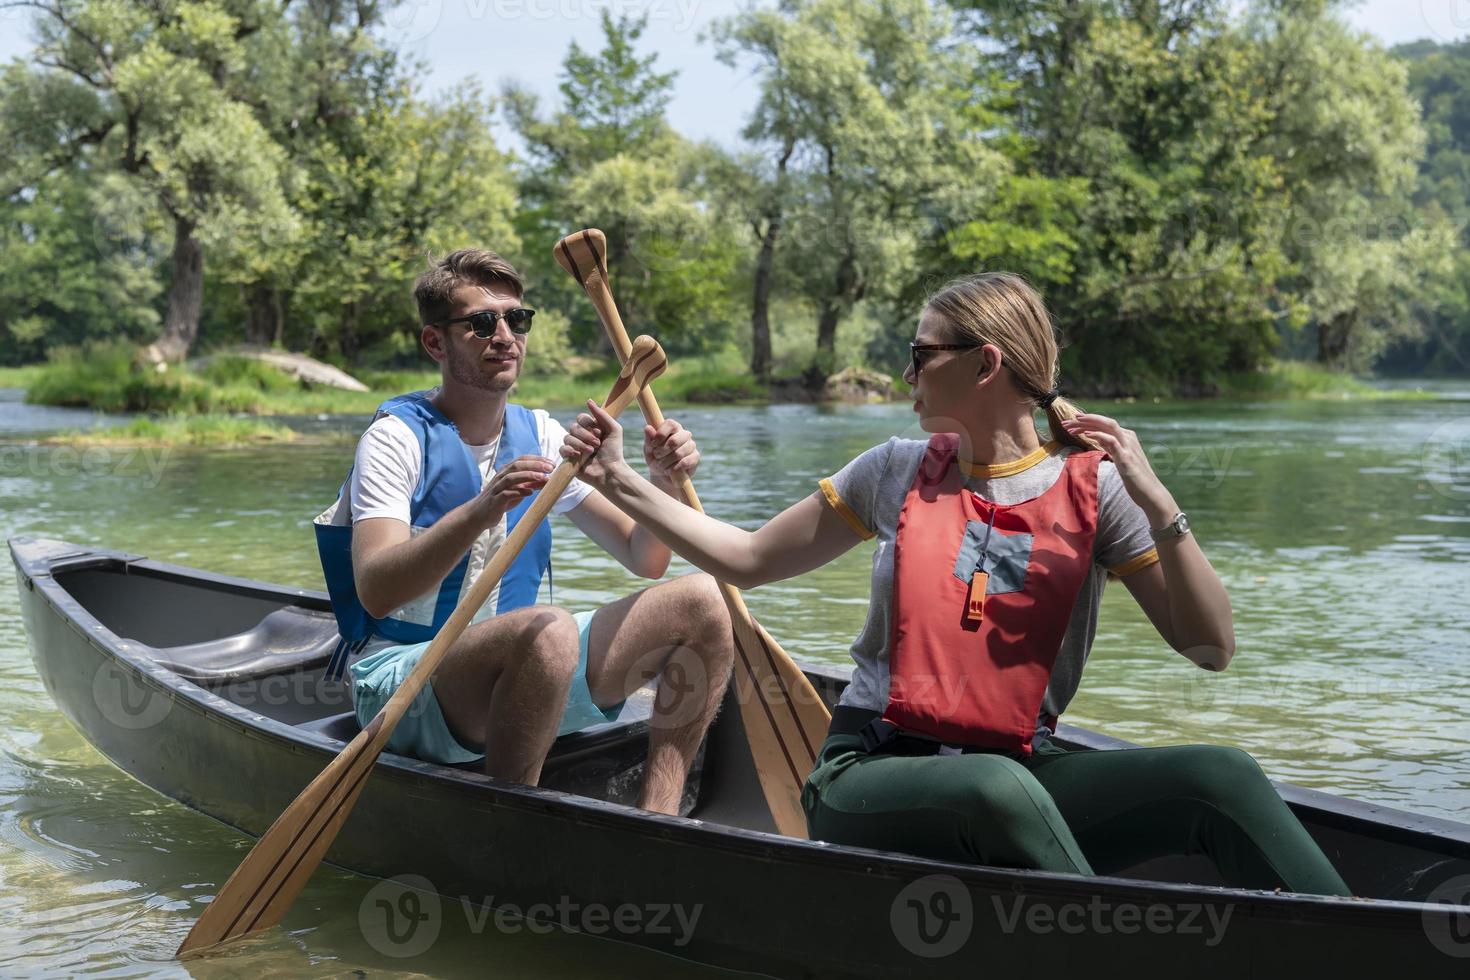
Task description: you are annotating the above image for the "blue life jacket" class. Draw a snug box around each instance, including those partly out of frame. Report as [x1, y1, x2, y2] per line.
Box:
[314, 395, 552, 679]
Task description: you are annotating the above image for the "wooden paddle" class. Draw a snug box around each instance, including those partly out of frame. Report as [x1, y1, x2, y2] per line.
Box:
[176, 337, 669, 958]
[554, 229, 830, 839]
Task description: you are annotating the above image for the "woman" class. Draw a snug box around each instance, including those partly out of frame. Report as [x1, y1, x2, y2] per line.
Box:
[562, 273, 1349, 895]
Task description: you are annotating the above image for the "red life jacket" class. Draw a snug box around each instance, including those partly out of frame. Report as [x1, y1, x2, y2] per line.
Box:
[884, 434, 1103, 755]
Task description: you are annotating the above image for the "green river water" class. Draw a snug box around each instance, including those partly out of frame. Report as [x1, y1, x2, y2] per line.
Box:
[1, 385, 1468, 976]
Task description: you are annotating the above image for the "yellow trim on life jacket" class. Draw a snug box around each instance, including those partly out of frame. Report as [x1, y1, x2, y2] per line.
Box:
[819, 478, 875, 540]
[1109, 547, 1160, 577]
[959, 440, 1061, 479]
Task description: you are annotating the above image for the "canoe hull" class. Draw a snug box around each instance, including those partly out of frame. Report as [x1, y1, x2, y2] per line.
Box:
[13, 537, 1470, 978]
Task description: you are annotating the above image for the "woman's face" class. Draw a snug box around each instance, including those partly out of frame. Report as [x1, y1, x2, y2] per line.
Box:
[905, 310, 988, 433]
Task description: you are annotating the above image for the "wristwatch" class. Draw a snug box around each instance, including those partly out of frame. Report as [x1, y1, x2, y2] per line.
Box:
[1150, 512, 1190, 543]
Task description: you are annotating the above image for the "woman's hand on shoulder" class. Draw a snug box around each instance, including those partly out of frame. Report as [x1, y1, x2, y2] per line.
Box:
[1060, 413, 1178, 524]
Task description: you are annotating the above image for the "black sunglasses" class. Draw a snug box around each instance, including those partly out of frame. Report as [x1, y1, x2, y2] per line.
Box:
[909, 342, 985, 377]
[438, 307, 536, 338]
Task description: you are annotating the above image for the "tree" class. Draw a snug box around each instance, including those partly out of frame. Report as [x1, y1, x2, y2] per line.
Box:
[2, 0, 296, 361]
[1389, 39, 1470, 374]
[504, 11, 740, 355]
[284, 82, 520, 363]
[0, 169, 162, 363]
[1246, 4, 1449, 371]
[949, 0, 1296, 393]
[714, 0, 1004, 386]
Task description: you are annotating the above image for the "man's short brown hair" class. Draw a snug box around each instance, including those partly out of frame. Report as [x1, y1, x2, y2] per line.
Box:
[413, 249, 525, 326]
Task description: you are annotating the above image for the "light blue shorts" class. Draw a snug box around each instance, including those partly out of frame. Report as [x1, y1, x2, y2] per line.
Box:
[349, 609, 624, 765]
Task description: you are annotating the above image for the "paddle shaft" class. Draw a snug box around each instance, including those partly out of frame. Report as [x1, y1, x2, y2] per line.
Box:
[177, 342, 663, 957]
[558, 235, 830, 838]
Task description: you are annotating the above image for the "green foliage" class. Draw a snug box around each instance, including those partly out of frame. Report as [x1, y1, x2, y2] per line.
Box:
[519, 309, 575, 377]
[0, 171, 164, 364]
[26, 342, 268, 413]
[1388, 39, 1470, 374]
[194, 356, 299, 392]
[1216, 360, 1440, 401]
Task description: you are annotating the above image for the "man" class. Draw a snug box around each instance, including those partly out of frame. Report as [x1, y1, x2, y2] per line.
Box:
[314, 248, 733, 814]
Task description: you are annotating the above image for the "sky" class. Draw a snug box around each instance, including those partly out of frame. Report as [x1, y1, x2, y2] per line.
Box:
[0, 0, 1466, 151]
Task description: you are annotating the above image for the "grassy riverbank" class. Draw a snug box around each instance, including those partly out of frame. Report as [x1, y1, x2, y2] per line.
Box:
[9, 344, 768, 420]
[46, 415, 309, 447]
[4, 347, 1451, 451]
[1215, 361, 1442, 401]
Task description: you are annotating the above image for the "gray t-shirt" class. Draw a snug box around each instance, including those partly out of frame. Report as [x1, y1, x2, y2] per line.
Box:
[820, 438, 1159, 737]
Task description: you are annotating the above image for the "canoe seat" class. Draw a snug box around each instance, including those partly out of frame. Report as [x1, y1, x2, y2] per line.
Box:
[143, 605, 341, 685]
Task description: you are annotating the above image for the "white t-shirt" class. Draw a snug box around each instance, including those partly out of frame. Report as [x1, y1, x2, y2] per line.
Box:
[320, 404, 591, 659]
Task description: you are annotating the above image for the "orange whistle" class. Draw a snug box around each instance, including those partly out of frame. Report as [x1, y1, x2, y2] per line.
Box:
[966, 570, 989, 624]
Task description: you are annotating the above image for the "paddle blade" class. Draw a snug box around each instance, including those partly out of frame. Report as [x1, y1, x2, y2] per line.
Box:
[176, 715, 388, 957]
[554, 229, 610, 283]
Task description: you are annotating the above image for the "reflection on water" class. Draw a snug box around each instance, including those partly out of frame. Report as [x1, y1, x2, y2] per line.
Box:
[2, 390, 1469, 974]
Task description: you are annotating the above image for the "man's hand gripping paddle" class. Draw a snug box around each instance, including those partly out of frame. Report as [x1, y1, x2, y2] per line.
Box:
[176, 338, 669, 958]
[555, 229, 830, 839]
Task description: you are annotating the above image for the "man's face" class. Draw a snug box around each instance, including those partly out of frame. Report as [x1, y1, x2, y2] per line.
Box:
[424, 283, 526, 392]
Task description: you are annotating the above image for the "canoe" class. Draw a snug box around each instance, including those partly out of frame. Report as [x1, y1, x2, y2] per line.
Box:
[10, 534, 1470, 977]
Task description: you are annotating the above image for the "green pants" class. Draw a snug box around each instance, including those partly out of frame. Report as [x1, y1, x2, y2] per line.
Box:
[802, 734, 1351, 896]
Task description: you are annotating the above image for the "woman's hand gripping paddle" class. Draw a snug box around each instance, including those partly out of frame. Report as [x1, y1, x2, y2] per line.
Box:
[554, 229, 831, 839]
[176, 337, 669, 958]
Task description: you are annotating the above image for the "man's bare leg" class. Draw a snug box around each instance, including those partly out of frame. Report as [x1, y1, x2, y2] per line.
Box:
[584, 573, 735, 814]
[430, 605, 581, 785]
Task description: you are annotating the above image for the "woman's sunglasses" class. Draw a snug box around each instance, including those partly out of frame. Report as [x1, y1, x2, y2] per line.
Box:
[909, 342, 984, 377]
[438, 307, 536, 338]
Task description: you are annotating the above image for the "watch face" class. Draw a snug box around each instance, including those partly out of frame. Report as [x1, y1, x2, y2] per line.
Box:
[1176, 514, 1190, 534]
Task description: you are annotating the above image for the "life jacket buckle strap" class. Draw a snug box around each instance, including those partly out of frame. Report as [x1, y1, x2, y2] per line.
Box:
[859, 718, 900, 753]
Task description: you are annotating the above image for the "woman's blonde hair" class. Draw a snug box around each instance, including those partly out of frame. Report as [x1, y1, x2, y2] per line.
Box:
[924, 272, 1093, 451]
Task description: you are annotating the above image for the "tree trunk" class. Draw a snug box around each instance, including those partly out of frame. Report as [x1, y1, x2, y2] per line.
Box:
[244, 283, 284, 347]
[1317, 311, 1354, 366]
[339, 300, 360, 363]
[143, 218, 204, 363]
[805, 247, 860, 390]
[751, 216, 780, 382]
[751, 139, 794, 383]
